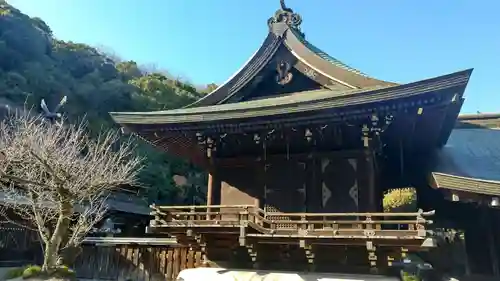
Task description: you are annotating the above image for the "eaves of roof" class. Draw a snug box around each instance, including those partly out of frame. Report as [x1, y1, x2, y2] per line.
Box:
[110, 69, 472, 126]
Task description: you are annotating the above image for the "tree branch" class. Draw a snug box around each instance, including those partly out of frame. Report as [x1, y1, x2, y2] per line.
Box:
[0, 112, 142, 271]
[0, 173, 54, 190]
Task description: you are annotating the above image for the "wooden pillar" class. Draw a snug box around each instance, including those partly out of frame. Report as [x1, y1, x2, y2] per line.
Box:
[486, 209, 500, 276]
[207, 173, 213, 206]
[206, 171, 222, 219]
[255, 159, 265, 209]
[306, 156, 322, 213]
[206, 140, 215, 220]
[362, 123, 379, 213]
[462, 232, 471, 276]
[365, 148, 376, 212]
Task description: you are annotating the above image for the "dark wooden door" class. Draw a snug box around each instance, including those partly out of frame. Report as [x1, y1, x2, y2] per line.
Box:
[264, 159, 306, 213]
[321, 157, 359, 212]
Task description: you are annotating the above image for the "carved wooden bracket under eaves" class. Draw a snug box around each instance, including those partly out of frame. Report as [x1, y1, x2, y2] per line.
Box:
[196, 133, 218, 158]
[361, 114, 394, 149]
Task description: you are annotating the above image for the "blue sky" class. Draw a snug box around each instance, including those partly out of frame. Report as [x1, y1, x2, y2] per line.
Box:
[9, 0, 500, 114]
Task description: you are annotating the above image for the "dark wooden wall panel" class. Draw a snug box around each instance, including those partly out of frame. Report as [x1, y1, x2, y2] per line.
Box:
[264, 158, 307, 212]
[216, 150, 373, 213]
[218, 164, 262, 206]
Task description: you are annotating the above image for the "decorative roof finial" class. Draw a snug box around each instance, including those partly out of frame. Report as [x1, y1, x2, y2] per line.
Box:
[268, 0, 302, 34]
[280, 0, 290, 11]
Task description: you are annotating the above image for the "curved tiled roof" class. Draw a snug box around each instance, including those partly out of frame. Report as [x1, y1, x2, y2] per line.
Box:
[111, 69, 471, 126]
[283, 28, 397, 89]
[290, 29, 369, 77]
[187, 33, 282, 108]
[187, 7, 397, 107]
[456, 113, 500, 129]
[431, 128, 500, 196]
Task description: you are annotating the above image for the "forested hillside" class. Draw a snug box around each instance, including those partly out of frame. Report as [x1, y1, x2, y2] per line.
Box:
[0, 1, 211, 204]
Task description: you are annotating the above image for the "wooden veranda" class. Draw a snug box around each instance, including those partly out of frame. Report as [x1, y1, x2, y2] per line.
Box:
[149, 204, 436, 273]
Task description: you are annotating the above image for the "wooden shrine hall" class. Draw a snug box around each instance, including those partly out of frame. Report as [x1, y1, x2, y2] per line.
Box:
[108, 0, 500, 277]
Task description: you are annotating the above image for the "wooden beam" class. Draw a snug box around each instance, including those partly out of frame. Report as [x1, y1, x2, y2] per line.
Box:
[215, 149, 364, 167]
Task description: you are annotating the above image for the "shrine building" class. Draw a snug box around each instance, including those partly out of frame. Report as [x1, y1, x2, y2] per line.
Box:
[109, 1, 500, 278]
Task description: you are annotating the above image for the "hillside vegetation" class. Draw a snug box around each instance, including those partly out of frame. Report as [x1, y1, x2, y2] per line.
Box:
[0, 1, 211, 204]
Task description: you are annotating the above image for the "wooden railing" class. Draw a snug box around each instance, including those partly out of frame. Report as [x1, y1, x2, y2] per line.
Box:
[150, 204, 434, 242]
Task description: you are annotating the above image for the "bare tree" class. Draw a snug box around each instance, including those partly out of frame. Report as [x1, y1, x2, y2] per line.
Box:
[0, 111, 142, 273]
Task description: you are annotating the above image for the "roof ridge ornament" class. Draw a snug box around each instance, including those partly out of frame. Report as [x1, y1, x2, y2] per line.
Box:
[268, 0, 303, 35]
[280, 0, 292, 12]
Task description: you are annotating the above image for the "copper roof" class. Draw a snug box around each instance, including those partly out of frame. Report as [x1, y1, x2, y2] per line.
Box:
[431, 128, 500, 196]
[187, 4, 396, 108]
[111, 3, 474, 129]
[284, 28, 397, 89]
[456, 113, 500, 129]
[110, 69, 472, 126]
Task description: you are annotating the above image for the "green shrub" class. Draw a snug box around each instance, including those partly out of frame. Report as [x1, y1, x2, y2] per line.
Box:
[22, 265, 42, 279]
[3, 264, 76, 280]
[383, 187, 417, 212]
[52, 265, 76, 280]
[401, 271, 421, 281]
[3, 267, 25, 280]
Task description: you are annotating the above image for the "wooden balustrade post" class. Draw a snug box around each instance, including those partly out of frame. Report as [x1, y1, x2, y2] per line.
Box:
[190, 206, 195, 221]
[300, 215, 309, 234]
[243, 206, 249, 221]
[365, 215, 372, 231]
[151, 204, 161, 223]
